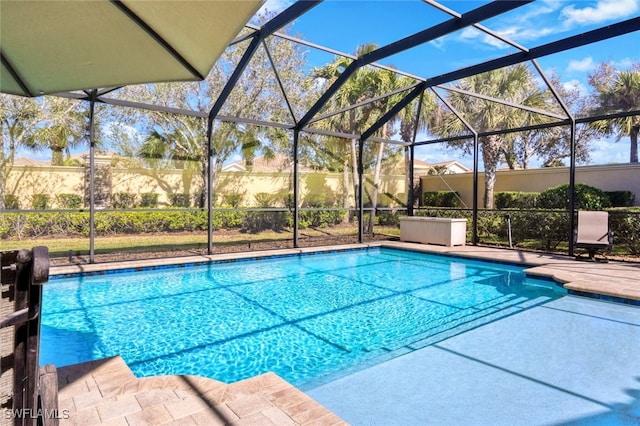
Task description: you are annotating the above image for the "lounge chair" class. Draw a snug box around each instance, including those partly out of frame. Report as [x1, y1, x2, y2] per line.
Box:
[574, 211, 613, 262]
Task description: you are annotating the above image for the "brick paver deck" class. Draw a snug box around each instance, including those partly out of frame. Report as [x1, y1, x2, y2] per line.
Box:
[57, 356, 346, 425]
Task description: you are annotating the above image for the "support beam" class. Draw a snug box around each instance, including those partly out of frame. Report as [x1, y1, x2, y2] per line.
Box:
[531, 59, 578, 257]
[569, 121, 577, 257]
[472, 133, 479, 245]
[431, 87, 479, 245]
[207, 128, 214, 255]
[1, 52, 33, 96]
[357, 138, 365, 243]
[361, 84, 426, 141]
[293, 130, 300, 247]
[408, 91, 425, 215]
[422, 0, 530, 52]
[88, 90, 97, 263]
[263, 40, 298, 125]
[435, 85, 567, 120]
[297, 0, 532, 130]
[207, 0, 321, 129]
[425, 17, 640, 88]
[110, 0, 205, 80]
[308, 82, 421, 125]
[408, 145, 415, 216]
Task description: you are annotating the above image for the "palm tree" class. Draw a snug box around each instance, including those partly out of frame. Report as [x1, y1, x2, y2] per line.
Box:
[0, 94, 41, 209]
[26, 97, 86, 166]
[365, 73, 437, 232]
[312, 44, 384, 222]
[589, 63, 640, 163]
[430, 64, 550, 208]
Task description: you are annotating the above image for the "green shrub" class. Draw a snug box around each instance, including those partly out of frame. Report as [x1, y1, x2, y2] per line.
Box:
[609, 210, 640, 255]
[303, 193, 335, 208]
[253, 193, 276, 208]
[422, 191, 461, 208]
[215, 210, 245, 229]
[111, 192, 137, 209]
[538, 183, 611, 210]
[495, 192, 539, 209]
[280, 193, 294, 210]
[169, 193, 190, 208]
[240, 193, 282, 232]
[3, 194, 20, 210]
[298, 209, 344, 228]
[605, 191, 635, 207]
[222, 193, 243, 208]
[31, 194, 50, 210]
[56, 193, 83, 209]
[376, 211, 401, 226]
[140, 193, 158, 208]
[508, 210, 569, 250]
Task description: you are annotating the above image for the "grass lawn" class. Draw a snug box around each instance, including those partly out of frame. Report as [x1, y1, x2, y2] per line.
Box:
[1, 225, 400, 258]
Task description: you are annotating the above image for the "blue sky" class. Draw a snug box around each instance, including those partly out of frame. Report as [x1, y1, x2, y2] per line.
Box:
[259, 0, 640, 168]
[18, 1, 639, 169]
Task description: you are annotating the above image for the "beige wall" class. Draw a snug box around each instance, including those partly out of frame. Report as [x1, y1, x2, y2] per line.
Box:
[5, 166, 85, 208]
[6, 166, 408, 208]
[11, 162, 635, 210]
[421, 163, 640, 207]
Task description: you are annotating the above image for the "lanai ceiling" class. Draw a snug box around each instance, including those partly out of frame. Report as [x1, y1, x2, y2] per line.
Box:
[45, 0, 639, 148]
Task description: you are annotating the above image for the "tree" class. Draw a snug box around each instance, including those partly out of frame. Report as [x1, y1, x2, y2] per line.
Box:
[112, 24, 308, 207]
[509, 75, 596, 169]
[0, 95, 41, 209]
[430, 64, 551, 208]
[589, 62, 640, 163]
[313, 44, 436, 229]
[25, 96, 88, 166]
[312, 43, 384, 222]
[365, 73, 436, 231]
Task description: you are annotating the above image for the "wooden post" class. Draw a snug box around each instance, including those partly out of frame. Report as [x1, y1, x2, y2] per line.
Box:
[2, 247, 50, 426]
[38, 365, 59, 426]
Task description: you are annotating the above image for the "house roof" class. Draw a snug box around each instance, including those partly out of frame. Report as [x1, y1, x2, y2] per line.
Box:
[13, 158, 50, 167]
[414, 159, 471, 173]
[222, 153, 315, 173]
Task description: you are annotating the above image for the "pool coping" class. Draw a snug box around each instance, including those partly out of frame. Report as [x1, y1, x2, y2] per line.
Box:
[48, 241, 640, 304]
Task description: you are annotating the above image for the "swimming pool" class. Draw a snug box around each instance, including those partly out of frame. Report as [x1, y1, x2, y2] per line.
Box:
[40, 247, 566, 387]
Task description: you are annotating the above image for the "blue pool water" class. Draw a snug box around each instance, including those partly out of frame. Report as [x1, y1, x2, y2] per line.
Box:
[40, 247, 566, 386]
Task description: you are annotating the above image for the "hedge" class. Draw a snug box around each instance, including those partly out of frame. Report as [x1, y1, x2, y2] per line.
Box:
[494, 192, 539, 209]
[0, 207, 348, 239]
[3, 195, 20, 210]
[605, 191, 635, 207]
[31, 194, 49, 210]
[111, 192, 137, 209]
[140, 193, 159, 208]
[56, 193, 83, 209]
[538, 183, 611, 210]
[423, 191, 461, 208]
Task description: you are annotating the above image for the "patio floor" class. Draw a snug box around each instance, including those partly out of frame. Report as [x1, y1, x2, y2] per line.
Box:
[307, 295, 640, 425]
[56, 356, 346, 426]
[48, 242, 640, 425]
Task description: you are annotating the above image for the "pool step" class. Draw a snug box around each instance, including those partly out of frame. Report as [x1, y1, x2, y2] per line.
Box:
[56, 356, 346, 425]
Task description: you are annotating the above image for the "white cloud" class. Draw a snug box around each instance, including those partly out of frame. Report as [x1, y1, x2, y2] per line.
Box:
[589, 137, 630, 165]
[566, 57, 596, 73]
[459, 27, 507, 49]
[513, 0, 564, 23]
[614, 57, 637, 69]
[429, 36, 447, 51]
[561, 0, 639, 25]
[257, 0, 293, 17]
[562, 79, 589, 97]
